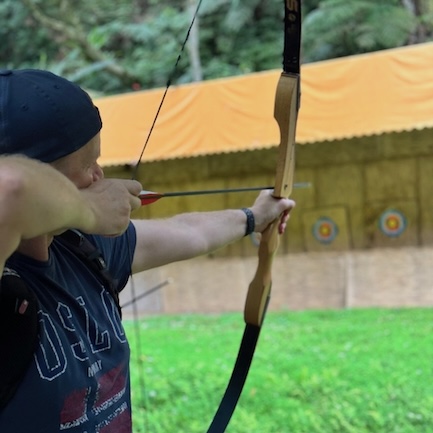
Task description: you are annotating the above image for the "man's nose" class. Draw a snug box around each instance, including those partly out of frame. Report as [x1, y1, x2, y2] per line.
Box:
[92, 165, 104, 182]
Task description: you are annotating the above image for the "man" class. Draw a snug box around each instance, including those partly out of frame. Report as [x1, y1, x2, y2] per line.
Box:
[0, 69, 295, 432]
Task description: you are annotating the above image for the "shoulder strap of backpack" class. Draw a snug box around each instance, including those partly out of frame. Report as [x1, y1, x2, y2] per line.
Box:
[0, 231, 122, 410]
[0, 267, 39, 410]
[57, 230, 122, 318]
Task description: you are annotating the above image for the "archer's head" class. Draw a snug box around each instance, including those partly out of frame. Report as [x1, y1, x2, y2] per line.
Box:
[0, 69, 102, 163]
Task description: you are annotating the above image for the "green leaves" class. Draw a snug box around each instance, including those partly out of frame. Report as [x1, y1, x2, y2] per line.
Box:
[302, 0, 418, 62]
[4, 0, 432, 94]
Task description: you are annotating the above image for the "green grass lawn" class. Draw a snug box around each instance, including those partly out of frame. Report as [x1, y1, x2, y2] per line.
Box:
[124, 308, 433, 433]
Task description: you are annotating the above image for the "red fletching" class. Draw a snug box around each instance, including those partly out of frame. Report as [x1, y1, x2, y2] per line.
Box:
[139, 191, 163, 205]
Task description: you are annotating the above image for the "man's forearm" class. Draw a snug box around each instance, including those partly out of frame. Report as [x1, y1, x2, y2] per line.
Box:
[0, 156, 95, 249]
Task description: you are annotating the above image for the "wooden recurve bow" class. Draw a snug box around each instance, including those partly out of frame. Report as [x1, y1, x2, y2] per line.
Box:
[206, 1, 302, 432]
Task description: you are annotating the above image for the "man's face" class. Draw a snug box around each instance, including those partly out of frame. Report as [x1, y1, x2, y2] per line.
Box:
[51, 133, 104, 189]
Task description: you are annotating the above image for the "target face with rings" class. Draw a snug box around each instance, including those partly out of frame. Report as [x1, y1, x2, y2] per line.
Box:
[312, 217, 338, 244]
[378, 209, 406, 237]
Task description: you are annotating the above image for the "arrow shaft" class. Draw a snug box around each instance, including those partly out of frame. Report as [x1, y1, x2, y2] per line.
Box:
[139, 182, 310, 201]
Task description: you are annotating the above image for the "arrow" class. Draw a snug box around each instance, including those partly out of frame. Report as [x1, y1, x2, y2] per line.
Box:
[139, 182, 310, 205]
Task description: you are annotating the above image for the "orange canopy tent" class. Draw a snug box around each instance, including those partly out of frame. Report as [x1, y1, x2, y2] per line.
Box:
[95, 42, 433, 166]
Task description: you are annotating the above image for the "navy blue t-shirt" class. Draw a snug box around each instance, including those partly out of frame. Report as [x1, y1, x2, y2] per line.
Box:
[0, 223, 136, 433]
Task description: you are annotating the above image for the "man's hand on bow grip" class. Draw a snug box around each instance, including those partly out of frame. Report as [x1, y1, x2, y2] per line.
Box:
[250, 189, 295, 234]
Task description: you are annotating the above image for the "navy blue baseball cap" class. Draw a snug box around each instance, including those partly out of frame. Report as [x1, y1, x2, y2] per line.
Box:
[0, 69, 102, 163]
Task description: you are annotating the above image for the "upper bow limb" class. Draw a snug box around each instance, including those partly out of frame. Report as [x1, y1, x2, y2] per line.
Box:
[244, 0, 302, 327]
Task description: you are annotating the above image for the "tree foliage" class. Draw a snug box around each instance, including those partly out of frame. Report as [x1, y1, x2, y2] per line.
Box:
[301, 0, 427, 62]
[1, 0, 432, 95]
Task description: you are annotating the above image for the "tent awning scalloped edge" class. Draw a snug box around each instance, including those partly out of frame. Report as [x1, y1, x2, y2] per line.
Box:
[96, 42, 433, 167]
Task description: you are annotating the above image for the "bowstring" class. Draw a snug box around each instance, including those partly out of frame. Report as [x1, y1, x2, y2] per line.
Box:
[131, 0, 204, 180]
[126, 1, 204, 430]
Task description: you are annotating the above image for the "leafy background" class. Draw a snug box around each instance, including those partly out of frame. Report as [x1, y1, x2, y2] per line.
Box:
[1, 0, 432, 94]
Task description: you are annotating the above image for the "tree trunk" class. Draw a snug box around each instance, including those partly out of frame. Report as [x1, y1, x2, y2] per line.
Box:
[186, 0, 203, 82]
[401, 0, 433, 43]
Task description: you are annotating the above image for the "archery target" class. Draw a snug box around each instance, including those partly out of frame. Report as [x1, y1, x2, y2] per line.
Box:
[378, 209, 406, 237]
[312, 217, 338, 244]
